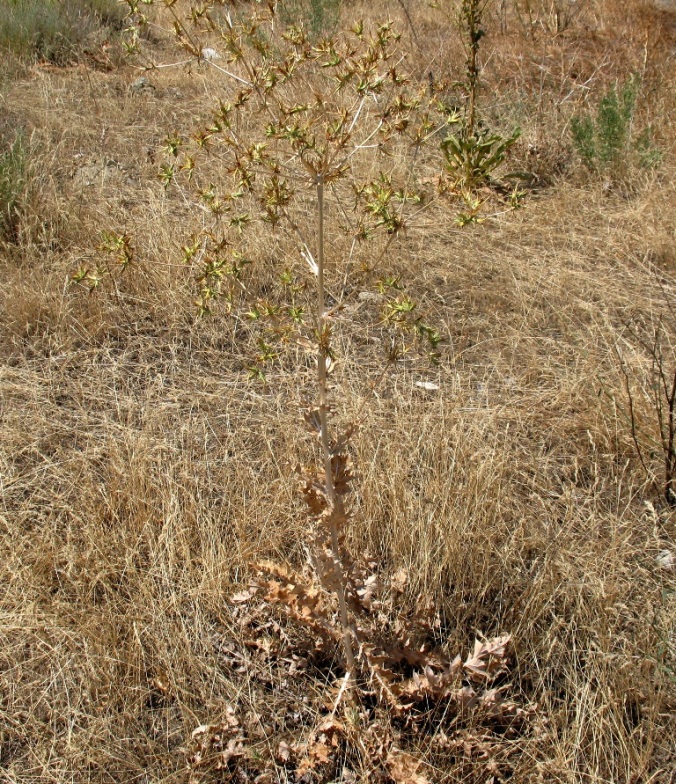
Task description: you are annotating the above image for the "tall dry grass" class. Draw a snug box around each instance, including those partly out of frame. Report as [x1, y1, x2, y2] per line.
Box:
[1, 1, 675, 781]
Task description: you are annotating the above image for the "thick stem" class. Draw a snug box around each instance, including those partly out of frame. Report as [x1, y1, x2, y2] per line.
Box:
[316, 175, 357, 677]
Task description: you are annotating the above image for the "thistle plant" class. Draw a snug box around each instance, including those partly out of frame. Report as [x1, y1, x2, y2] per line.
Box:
[441, 0, 521, 216]
[121, 0, 445, 683]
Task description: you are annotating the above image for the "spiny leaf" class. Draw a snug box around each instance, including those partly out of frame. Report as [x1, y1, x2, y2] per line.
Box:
[463, 635, 511, 682]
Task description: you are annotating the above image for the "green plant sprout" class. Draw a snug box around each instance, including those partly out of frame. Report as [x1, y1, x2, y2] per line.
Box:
[72, 230, 135, 291]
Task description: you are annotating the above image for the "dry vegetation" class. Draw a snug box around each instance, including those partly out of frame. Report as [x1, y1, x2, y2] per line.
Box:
[1, 0, 675, 782]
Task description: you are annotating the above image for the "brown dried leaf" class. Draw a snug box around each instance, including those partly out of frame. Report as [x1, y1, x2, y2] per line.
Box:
[253, 562, 339, 644]
[477, 688, 530, 720]
[277, 741, 293, 762]
[187, 708, 245, 773]
[300, 477, 328, 515]
[391, 567, 408, 593]
[256, 560, 296, 582]
[364, 654, 406, 710]
[360, 720, 394, 761]
[231, 586, 259, 603]
[463, 635, 511, 682]
[356, 573, 379, 606]
[385, 644, 447, 670]
[317, 718, 344, 738]
[191, 707, 239, 738]
[331, 453, 353, 496]
[296, 719, 344, 778]
[310, 740, 333, 764]
[386, 750, 430, 784]
[454, 684, 479, 710]
[214, 738, 246, 768]
[329, 424, 355, 456]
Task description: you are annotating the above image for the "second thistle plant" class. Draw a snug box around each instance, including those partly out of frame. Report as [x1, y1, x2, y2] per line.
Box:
[442, 0, 520, 198]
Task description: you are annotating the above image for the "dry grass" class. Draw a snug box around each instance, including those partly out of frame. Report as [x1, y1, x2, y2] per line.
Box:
[1, 1, 675, 782]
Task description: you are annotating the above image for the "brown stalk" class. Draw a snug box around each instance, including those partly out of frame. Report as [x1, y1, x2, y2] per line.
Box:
[315, 172, 357, 678]
[666, 367, 676, 505]
[616, 348, 659, 494]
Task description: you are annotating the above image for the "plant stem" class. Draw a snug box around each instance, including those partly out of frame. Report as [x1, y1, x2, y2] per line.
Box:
[665, 368, 676, 506]
[463, 0, 481, 141]
[316, 175, 357, 678]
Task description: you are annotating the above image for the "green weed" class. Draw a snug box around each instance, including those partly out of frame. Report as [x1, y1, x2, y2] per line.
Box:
[442, 127, 521, 191]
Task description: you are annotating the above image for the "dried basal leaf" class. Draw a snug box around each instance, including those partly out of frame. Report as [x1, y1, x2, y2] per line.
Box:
[385, 750, 430, 784]
[453, 684, 479, 710]
[309, 544, 347, 595]
[329, 423, 356, 456]
[187, 707, 246, 775]
[253, 561, 339, 645]
[295, 718, 345, 778]
[412, 594, 441, 635]
[360, 720, 394, 763]
[391, 567, 409, 593]
[232, 586, 260, 603]
[318, 504, 350, 539]
[284, 654, 310, 676]
[276, 740, 293, 763]
[331, 453, 353, 496]
[356, 573, 379, 608]
[317, 718, 345, 737]
[299, 474, 328, 515]
[463, 635, 511, 682]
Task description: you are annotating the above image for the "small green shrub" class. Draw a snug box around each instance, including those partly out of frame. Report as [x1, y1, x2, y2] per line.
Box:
[0, 0, 125, 63]
[571, 74, 662, 178]
[0, 130, 27, 243]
